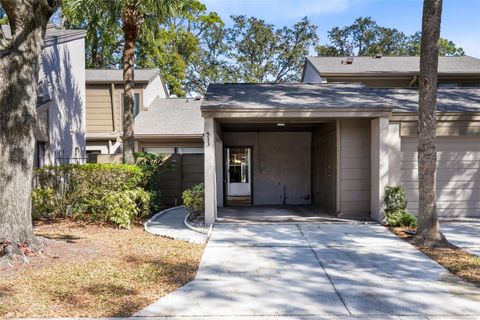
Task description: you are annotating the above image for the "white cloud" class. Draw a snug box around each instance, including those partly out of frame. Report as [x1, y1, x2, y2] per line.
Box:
[203, 0, 351, 23]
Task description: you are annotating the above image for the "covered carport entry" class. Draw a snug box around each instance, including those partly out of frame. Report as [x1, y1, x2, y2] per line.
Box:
[218, 120, 339, 222]
[202, 83, 393, 224]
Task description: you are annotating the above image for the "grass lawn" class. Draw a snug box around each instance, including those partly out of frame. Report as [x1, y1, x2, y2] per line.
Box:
[391, 227, 480, 287]
[0, 220, 204, 318]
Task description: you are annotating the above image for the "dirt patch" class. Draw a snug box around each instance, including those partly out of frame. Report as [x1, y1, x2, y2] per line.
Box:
[0, 219, 204, 318]
[390, 227, 480, 287]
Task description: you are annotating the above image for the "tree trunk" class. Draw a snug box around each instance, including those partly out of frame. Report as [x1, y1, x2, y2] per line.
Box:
[121, 6, 141, 164]
[0, 0, 60, 256]
[415, 0, 446, 247]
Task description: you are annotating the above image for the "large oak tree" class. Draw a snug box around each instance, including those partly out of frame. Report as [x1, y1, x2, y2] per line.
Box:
[0, 0, 60, 257]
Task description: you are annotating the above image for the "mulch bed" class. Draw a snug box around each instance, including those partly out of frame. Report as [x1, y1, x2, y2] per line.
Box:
[0, 219, 204, 318]
[390, 227, 480, 287]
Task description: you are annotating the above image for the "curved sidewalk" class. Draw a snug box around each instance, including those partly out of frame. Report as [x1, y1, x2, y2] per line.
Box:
[144, 206, 209, 244]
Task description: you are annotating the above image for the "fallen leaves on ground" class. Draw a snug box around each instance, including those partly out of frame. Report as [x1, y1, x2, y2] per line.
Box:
[0, 219, 204, 318]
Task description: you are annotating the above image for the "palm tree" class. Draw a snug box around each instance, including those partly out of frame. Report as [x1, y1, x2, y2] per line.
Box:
[65, 0, 182, 163]
[416, 0, 447, 247]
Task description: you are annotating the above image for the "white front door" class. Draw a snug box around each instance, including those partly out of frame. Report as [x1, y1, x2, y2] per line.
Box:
[226, 147, 251, 197]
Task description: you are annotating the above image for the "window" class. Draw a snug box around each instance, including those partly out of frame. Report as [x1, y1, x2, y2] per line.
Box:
[228, 148, 250, 183]
[121, 93, 141, 117]
[143, 147, 175, 154]
[176, 147, 204, 154]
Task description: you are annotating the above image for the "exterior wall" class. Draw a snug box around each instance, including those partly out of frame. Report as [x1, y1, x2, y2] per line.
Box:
[400, 136, 480, 218]
[143, 75, 167, 107]
[303, 62, 322, 83]
[223, 132, 312, 205]
[85, 83, 144, 135]
[41, 37, 86, 165]
[326, 77, 412, 87]
[338, 119, 371, 214]
[311, 123, 337, 212]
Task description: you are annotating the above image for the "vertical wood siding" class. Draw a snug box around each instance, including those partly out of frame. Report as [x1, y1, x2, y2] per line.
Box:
[339, 119, 372, 213]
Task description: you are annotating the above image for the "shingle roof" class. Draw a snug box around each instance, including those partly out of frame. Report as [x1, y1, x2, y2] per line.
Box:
[376, 88, 480, 113]
[202, 83, 392, 111]
[134, 97, 203, 136]
[86, 69, 160, 83]
[1, 24, 86, 45]
[306, 56, 480, 75]
[202, 83, 480, 113]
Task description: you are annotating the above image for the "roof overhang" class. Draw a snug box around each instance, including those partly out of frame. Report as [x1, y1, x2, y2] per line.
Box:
[202, 107, 392, 119]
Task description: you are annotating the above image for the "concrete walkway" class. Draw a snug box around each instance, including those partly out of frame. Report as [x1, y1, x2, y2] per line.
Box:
[144, 206, 209, 244]
[136, 222, 480, 319]
[442, 221, 480, 256]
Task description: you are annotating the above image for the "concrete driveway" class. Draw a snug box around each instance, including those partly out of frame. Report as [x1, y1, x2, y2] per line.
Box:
[136, 222, 480, 319]
[442, 221, 480, 256]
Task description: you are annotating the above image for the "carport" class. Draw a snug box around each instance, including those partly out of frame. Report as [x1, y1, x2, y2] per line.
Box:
[201, 83, 392, 224]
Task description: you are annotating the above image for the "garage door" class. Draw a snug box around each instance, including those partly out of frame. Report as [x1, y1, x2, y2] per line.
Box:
[400, 136, 480, 218]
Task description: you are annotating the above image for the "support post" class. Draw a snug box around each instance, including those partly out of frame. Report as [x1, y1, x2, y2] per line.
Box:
[204, 117, 217, 224]
[371, 117, 389, 222]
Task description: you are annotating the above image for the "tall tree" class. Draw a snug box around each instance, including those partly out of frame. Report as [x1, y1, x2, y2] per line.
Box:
[227, 15, 318, 83]
[316, 16, 464, 57]
[0, 0, 60, 258]
[66, 0, 182, 164]
[415, 0, 447, 247]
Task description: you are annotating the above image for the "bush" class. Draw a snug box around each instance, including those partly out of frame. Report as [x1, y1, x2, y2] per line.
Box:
[384, 185, 417, 227]
[33, 164, 150, 228]
[135, 152, 171, 213]
[182, 183, 205, 222]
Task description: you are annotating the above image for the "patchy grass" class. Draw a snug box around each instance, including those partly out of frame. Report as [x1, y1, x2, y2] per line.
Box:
[0, 220, 204, 318]
[391, 227, 480, 287]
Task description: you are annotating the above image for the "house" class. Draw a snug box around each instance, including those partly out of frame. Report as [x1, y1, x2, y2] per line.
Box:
[200, 55, 480, 224]
[84, 68, 168, 158]
[302, 56, 480, 87]
[2, 24, 87, 167]
[134, 97, 204, 205]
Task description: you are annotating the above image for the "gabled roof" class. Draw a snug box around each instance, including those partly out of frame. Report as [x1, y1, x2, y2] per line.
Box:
[134, 97, 203, 137]
[86, 69, 161, 84]
[1, 24, 86, 46]
[305, 56, 480, 75]
[202, 83, 480, 113]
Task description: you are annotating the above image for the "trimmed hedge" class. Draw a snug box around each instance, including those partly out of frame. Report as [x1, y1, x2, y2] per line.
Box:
[33, 164, 150, 228]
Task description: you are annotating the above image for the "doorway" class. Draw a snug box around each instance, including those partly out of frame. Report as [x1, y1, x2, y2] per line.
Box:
[226, 147, 252, 206]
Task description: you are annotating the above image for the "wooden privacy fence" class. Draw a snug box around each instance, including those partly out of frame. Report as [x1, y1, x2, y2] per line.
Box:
[158, 154, 204, 206]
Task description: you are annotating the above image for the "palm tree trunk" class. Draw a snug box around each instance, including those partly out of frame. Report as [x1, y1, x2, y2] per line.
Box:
[0, 0, 59, 257]
[121, 6, 141, 164]
[416, 0, 446, 247]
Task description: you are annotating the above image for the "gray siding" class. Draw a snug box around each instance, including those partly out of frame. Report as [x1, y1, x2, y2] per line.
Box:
[339, 119, 371, 213]
[400, 136, 480, 218]
[223, 132, 312, 205]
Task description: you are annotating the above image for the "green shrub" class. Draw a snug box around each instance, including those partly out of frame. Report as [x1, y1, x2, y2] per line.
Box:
[32, 188, 62, 219]
[182, 183, 205, 221]
[135, 152, 171, 213]
[384, 185, 417, 227]
[32, 164, 150, 228]
[386, 208, 417, 228]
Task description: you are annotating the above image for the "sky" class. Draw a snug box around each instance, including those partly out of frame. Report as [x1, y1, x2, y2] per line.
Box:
[202, 0, 480, 57]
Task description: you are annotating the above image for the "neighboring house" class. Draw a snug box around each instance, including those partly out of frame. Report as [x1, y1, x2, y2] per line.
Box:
[200, 55, 480, 224]
[134, 97, 204, 205]
[2, 24, 87, 167]
[84, 69, 168, 157]
[302, 56, 480, 87]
